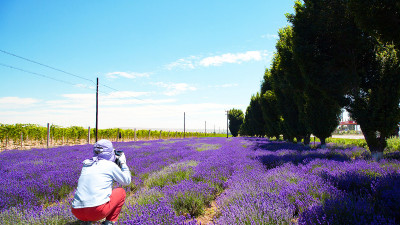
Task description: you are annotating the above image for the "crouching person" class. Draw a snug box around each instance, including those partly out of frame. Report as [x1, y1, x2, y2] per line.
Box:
[71, 139, 131, 225]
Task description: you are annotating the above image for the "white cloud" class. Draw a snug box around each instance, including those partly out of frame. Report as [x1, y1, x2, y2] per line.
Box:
[45, 94, 94, 109]
[164, 51, 268, 70]
[105, 91, 150, 99]
[0, 97, 242, 130]
[60, 92, 149, 101]
[106, 71, 151, 79]
[101, 98, 176, 106]
[165, 56, 197, 70]
[208, 83, 239, 88]
[151, 82, 197, 96]
[74, 83, 95, 89]
[0, 97, 39, 105]
[261, 34, 279, 39]
[199, 51, 265, 67]
[44, 92, 169, 109]
[62, 93, 94, 100]
[0, 97, 40, 110]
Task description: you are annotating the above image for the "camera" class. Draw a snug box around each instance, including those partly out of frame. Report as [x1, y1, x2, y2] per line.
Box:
[114, 150, 124, 168]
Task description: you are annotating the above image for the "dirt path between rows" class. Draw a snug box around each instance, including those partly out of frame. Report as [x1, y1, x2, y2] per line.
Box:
[196, 200, 219, 225]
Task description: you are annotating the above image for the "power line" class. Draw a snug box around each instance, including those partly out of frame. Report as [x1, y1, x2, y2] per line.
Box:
[0, 50, 215, 129]
[0, 49, 95, 84]
[0, 62, 77, 86]
[0, 49, 152, 96]
[0, 62, 107, 95]
[0, 61, 178, 114]
[1, 61, 216, 131]
[101, 83, 119, 92]
[0, 49, 164, 107]
[98, 84, 175, 113]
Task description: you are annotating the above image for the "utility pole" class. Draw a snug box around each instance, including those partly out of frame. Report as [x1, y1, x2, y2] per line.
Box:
[184, 112, 186, 138]
[95, 77, 99, 142]
[225, 110, 229, 138]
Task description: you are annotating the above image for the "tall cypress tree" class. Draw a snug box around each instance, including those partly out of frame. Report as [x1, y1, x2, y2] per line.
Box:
[228, 108, 244, 137]
[346, 44, 400, 159]
[260, 69, 282, 139]
[271, 26, 310, 144]
[290, 0, 372, 146]
[349, 0, 400, 48]
[240, 94, 265, 137]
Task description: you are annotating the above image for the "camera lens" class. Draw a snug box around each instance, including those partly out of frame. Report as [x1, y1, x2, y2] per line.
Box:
[114, 150, 123, 156]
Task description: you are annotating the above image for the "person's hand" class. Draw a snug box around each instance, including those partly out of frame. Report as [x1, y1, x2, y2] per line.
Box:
[118, 152, 127, 165]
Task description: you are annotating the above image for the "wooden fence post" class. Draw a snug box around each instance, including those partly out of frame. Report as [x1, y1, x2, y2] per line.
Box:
[47, 123, 50, 148]
[148, 129, 151, 140]
[88, 127, 91, 144]
[134, 128, 137, 142]
[21, 132, 23, 149]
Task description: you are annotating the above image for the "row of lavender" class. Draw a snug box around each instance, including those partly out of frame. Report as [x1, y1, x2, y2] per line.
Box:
[217, 139, 400, 224]
[1, 137, 399, 224]
[0, 137, 241, 224]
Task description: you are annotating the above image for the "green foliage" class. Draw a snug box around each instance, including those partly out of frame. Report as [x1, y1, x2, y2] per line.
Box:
[326, 137, 400, 155]
[240, 93, 265, 137]
[0, 123, 226, 149]
[260, 90, 281, 138]
[258, 69, 282, 139]
[144, 161, 198, 188]
[385, 136, 400, 153]
[346, 44, 400, 153]
[286, 0, 400, 153]
[193, 144, 221, 152]
[0, 204, 75, 225]
[228, 108, 244, 137]
[0, 124, 46, 144]
[305, 89, 342, 145]
[171, 192, 210, 217]
[289, 0, 366, 145]
[349, 0, 400, 47]
[326, 138, 368, 149]
[270, 26, 310, 142]
[132, 188, 164, 205]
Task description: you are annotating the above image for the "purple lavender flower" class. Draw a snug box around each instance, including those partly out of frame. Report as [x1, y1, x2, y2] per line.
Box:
[1, 137, 399, 224]
[120, 200, 197, 225]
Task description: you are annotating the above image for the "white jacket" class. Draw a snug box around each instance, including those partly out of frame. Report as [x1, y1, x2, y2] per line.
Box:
[72, 159, 131, 208]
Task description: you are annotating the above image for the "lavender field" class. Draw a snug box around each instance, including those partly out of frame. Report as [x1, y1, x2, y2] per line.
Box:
[1, 137, 399, 224]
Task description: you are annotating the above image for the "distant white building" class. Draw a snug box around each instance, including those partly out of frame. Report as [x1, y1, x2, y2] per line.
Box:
[338, 109, 361, 133]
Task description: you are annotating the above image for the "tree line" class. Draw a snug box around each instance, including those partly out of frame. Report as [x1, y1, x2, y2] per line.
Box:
[228, 0, 400, 160]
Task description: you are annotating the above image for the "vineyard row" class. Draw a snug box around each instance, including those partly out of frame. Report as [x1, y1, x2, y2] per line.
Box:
[0, 123, 224, 150]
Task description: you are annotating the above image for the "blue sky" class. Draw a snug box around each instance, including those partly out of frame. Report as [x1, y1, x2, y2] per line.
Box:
[0, 0, 295, 131]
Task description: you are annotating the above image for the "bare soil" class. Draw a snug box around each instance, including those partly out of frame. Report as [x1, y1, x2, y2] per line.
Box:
[196, 200, 219, 225]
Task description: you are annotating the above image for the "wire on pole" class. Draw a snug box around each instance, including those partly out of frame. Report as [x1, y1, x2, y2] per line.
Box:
[0, 49, 95, 84]
[1, 50, 221, 134]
